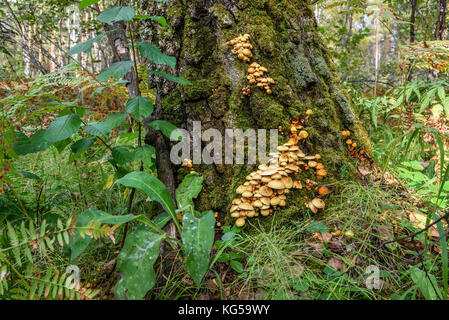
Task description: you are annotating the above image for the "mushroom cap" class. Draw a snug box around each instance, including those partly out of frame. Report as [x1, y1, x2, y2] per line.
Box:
[236, 185, 246, 194]
[318, 186, 329, 195]
[311, 198, 325, 209]
[235, 218, 246, 227]
[261, 177, 271, 183]
[270, 197, 281, 206]
[261, 197, 271, 205]
[246, 210, 256, 218]
[308, 161, 317, 168]
[278, 146, 289, 152]
[285, 164, 299, 172]
[259, 186, 274, 197]
[260, 209, 270, 216]
[281, 176, 293, 189]
[230, 205, 239, 213]
[260, 168, 279, 176]
[242, 191, 253, 198]
[253, 200, 263, 208]
[316, 169, 327, 176]
[293, 180, 303, 189]
[231, 212, 240, 218]
[232, 198, 242, 205]
[272, 173, 282, 180]
[239, 202, 254, 210]
[268, 180, 285, 190]
[308, 202, 318, 214]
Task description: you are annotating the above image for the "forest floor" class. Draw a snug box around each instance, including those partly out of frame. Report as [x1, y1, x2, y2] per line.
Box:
[12, 144, 445, 300]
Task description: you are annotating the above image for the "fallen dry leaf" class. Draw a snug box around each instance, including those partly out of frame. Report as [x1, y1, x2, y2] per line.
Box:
[383, 171, 398, 185]
[358, 166, 372, 176]
[327, 257, 344, 271]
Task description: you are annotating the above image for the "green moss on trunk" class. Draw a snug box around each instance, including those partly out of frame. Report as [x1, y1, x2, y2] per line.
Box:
[141, 0, 370, 226]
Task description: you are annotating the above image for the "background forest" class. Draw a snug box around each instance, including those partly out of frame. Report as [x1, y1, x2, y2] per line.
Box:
[0, 0, 449, 300]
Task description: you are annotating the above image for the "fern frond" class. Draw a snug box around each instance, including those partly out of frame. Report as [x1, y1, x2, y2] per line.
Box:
[2, 218, 119, 264]
[25, 268, 98, 300]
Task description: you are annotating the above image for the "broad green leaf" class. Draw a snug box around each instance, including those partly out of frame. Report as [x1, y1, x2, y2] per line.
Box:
[134, 145, 156, 168]
[401, 161, 424, 171]
[84, 113, 126, 137]
[13, 130, 52, 155]
[17, 170, 41, 180]
[44, 114, 81, 144]
[175, 173, 203, 209]
[230, 260, 244, 273]
[114, 225, 164, 300]
[97, 6, 135, 24]
[105, 112, 128, 128]
[410, 267, 441, 300]
[84, 122, 112, 137]
[437, 86, 446, 102]
[182, 210, 215, 286]
[53, 138, 72, 153]
[70, 137, 96, 154]
[70, 209, 139, 261]
[79, 0, 100, 9]
[97, 61, 133, 83]
[433, 213, 448, 300]
[134, 15, 167, 26]
[125, 96, 154, 121]
[149, 70, 192, 84]
[67, 32, 106, 55]
[153, 212, 171, 229]
[112, 145, 135, 166]
[115, 171, 179, 231]
[136, 43, 176, 69]
[148, 120, 181, 140]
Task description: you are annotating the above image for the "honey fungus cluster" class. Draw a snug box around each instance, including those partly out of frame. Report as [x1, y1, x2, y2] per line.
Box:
[226, 34, 275, 96]
[342, 130, 369, 163]
[226, 34, 253, 62]
[247, 62, 275, 95]
[181, 159, 195, 173]
[230, 111, 328, 227]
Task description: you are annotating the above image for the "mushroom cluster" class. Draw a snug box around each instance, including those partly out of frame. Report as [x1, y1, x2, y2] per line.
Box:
[226, 34, 276, 96]
[247, 63, 275, 95]
[181, 158, 195, 173]
[230, 113, 329, 227]
[242, 85, 251, 96]
[341, 130, 369, 163]
[226, 34, 253, 62]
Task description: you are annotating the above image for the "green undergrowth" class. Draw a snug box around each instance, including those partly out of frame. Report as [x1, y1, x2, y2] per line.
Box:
[221, 181, 446, 300]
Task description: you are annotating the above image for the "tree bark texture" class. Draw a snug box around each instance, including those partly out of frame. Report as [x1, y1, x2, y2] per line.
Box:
[140, 0, 370, 223]
[435, 0, 447, 40]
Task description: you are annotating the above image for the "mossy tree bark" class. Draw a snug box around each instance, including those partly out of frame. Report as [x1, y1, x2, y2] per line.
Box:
[140, 0, 370, 223]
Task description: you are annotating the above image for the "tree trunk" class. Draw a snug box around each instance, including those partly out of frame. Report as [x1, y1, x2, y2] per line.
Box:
[140, 0, 369, 224]
[435, 0, 447, 40]
[409, 0, 417, 43]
